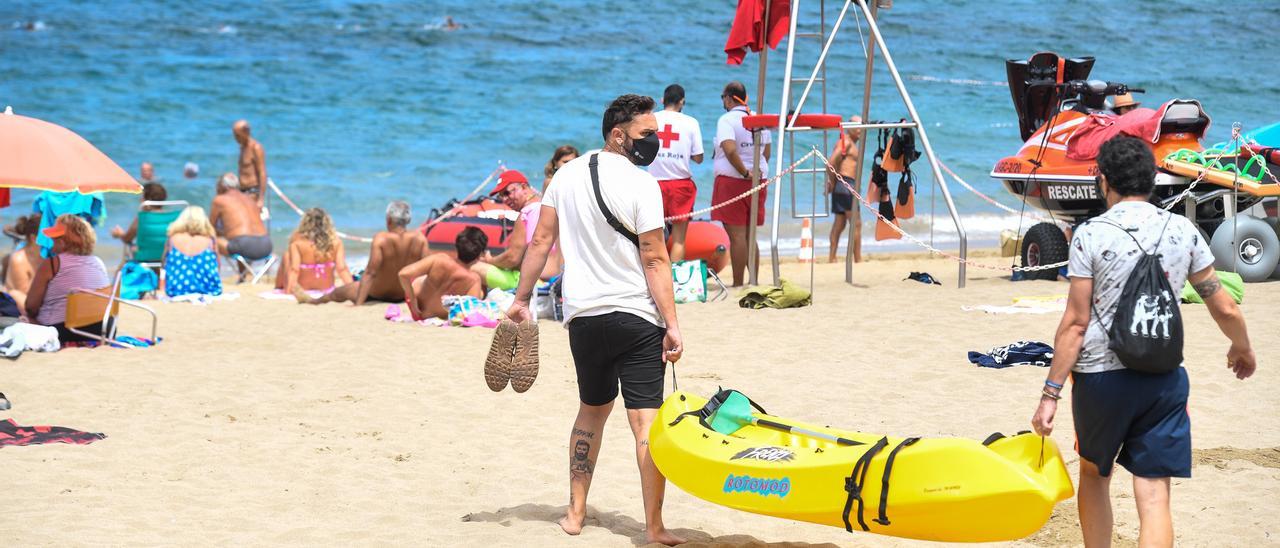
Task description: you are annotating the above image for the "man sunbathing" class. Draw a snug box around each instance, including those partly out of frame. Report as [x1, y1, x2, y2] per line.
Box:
[397, 226, 487, 320]
[295, 200, 427, 306]
[471, 170, 561, 290]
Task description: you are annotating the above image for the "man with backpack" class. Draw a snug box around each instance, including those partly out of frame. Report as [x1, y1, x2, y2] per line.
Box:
[1031, 136, 1256, 547]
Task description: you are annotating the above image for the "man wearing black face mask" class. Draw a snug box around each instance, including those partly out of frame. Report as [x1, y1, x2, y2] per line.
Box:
[506, 94, 685, 546]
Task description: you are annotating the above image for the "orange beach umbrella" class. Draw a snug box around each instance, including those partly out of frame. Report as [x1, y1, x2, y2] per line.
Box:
[0, 106, 141, 194]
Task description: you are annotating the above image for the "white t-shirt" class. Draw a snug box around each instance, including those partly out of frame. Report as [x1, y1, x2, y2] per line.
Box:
[648, 109, 704, 181]
[1068, 201, 1215, 374]
[714, 106, 771, 178]
[542, 150, 665, 326]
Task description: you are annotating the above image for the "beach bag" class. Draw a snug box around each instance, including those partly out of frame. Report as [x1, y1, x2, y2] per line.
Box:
[120, 262, 159, 300]
[672, 260, 708, 303]
[1090, 215, 1183, 374]
[445, 296, 504, 327]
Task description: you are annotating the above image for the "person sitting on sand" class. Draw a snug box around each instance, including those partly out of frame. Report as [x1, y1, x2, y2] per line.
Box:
[471, 170, 561, 291]
[210, 173, 273, 279]
[3, 213, 43, 310]
[542, 145, 580, 192]
[296, 200, 427, 306]
[109, 182, 168, 247]
[24, 215, 112, 343]
[397, 227, 486, 321]
[285, 208, 353, 295]
[163, 206, 222, 298]
[1031, 136, 1256, 546]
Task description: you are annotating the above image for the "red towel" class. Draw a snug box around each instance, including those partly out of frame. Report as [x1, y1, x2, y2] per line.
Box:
[0, 418, 106, 447]
[725, 0, 791, 65]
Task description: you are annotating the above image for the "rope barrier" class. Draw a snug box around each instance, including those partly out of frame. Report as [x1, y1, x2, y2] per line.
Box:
[662, 150, 818, 222]
[938, 161, 1057, 223]
[268, 164, 505, 243]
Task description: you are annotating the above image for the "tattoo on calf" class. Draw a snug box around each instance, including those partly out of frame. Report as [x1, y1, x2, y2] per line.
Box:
[571, 440, 595, 476]
[1193, 277, 1222, 299]
[572, 428, 595, 439]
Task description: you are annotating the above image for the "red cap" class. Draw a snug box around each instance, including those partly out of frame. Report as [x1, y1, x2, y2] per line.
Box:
[489, 170, 529, 196]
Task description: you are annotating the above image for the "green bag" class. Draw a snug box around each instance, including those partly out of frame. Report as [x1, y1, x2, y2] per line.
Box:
[1181, 271, 1244, 304]
[672, 260, 708, 303]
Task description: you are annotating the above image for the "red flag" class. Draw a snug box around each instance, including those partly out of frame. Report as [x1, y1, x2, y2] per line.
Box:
[724, 0, 791, 65]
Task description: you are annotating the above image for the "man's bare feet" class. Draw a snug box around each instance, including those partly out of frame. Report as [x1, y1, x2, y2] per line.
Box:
[646, 528, 687, 546]
[558, 511, 585, 536]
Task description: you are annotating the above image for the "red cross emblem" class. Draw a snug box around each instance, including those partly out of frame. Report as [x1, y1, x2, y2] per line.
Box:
[656, 124, 680, 149]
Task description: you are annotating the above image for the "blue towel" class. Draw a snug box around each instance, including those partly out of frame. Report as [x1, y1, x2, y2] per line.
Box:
[967, 340, 1054, 369]
[33, 191, 106, 258]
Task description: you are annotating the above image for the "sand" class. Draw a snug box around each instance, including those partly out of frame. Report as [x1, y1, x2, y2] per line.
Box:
[4, 254, 1278, 547]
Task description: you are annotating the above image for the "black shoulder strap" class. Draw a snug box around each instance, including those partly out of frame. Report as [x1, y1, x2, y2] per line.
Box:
[873, 437, 920, 527]
[1088, 211, 1174, 256]
[842, 436, 890, 533]
[589, 153, 640, 248]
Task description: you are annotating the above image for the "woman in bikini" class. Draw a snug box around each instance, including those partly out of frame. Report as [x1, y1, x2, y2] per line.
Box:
[285, 208, 353, 295]
[3, 213, 44, 310]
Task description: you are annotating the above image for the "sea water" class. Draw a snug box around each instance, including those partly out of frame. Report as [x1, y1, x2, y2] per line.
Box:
[3, 0, 1277, 254]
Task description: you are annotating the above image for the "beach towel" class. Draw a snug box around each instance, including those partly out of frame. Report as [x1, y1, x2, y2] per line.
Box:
[120, 262, 159, 299]
[444, 296, 503, 327]
[737, 278, 811, 309]
[967, 341, 1054, 369]
[33, 190, 106, 258]
[258, 289, 324, 300]
[0, 418, 106, 448]
[161, 292, 241, 306]
[1181, 271, 1244, 304]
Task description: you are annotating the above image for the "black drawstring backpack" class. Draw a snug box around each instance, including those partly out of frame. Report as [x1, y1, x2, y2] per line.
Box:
[1090, 214, 1183, 374]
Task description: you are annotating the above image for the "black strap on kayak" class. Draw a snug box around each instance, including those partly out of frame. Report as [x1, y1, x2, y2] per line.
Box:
[842, 436, 890, 533]
[589, 153, 639, 248]
[872, 437, 920, 527]
[981, 432, 1007, 446]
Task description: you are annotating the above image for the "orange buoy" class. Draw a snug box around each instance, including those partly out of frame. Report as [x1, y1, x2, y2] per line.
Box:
[678, 220, 730, 273]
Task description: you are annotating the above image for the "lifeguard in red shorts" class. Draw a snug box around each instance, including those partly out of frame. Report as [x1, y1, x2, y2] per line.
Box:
[711, 81, 771, 286]
[647, 84, 705, 262]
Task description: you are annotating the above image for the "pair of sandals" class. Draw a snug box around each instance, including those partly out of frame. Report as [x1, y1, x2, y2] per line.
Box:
[485, 319, 539, 392]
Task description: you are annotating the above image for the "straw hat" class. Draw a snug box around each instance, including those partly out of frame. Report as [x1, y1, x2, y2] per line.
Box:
[1113, 93, 1140, 110]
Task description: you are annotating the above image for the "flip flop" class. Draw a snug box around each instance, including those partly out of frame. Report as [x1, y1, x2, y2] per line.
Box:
[509, 320, 540, 393]
[484, 319, 518, 391]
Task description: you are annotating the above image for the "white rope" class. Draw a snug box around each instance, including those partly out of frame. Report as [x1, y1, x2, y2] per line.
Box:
[267, 179, 374, 243]
[662, 150, 818, 222]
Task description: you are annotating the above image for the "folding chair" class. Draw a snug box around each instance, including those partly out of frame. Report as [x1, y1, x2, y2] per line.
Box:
[229, 253, 278, 284]
[66, 272, 158, 346]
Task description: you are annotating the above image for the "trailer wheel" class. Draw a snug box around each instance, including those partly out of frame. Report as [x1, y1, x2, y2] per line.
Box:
[1020, 223, 1068, 281]
[1210, 215, 1280, 283]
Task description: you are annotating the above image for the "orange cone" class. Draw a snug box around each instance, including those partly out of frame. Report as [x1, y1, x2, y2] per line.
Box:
[798, 218, 814, 263]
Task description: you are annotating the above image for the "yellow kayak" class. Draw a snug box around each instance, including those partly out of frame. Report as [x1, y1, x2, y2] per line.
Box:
[649, 390, 1074, 543]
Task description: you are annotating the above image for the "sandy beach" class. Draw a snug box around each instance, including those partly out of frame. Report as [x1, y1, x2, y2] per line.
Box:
[4, 254, 1277, 547]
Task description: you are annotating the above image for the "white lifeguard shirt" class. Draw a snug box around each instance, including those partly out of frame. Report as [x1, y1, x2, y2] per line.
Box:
[542, 150, 665, 326]
[648, 109, 704, 181]
[714, 106, 771, 178]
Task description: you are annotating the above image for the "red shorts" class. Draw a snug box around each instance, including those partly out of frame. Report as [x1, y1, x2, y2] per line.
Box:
[711, 175, 767, 226]
[657, 178, 697, 220]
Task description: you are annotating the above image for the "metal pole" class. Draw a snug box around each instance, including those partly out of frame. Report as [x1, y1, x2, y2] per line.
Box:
[854, 0, 968, 287]
[787, 2, 852, 126]
[847, 0, 876, 283]
[768, 0, 803, 285]
[746, 0, 771, 286]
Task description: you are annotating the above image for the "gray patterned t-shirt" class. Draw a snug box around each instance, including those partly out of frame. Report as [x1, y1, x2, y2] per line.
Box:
[1067, 201, 1215, 373]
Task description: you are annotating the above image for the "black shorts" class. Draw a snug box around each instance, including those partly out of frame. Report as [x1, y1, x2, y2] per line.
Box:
[832, 176, 857, 215]
[1072, 367, 1191, 478]
[567, 312, 666, 409]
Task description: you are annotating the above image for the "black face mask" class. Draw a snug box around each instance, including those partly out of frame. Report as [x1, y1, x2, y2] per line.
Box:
[625, 133, 660, 166]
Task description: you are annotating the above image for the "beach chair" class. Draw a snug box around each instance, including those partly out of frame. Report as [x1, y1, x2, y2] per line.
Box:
[229, 253, 278, 284]
[66, 271, 158, 346]
[125, 200, 188, 268]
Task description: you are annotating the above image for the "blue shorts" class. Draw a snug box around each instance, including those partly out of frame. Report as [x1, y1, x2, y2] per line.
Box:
[1072, 367, 1191, 478]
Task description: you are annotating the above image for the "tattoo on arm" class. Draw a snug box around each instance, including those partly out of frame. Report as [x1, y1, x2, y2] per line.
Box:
[572, 428, 595, 439]
[1193, 277, 1221, 299]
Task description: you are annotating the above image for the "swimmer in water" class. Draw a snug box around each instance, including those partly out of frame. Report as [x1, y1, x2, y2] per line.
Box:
[443, 17, 462, 31]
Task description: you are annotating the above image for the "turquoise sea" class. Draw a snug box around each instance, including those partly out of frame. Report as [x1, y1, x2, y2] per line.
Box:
[4, 0, 1278, 250]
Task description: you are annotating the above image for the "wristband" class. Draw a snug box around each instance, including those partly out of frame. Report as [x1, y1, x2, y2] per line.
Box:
[1044, 379, 1064, 390]
[1041, 388, 1061, 401]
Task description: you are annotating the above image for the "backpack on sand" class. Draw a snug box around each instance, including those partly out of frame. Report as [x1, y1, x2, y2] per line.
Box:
[1090, 214, 1183, 374]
